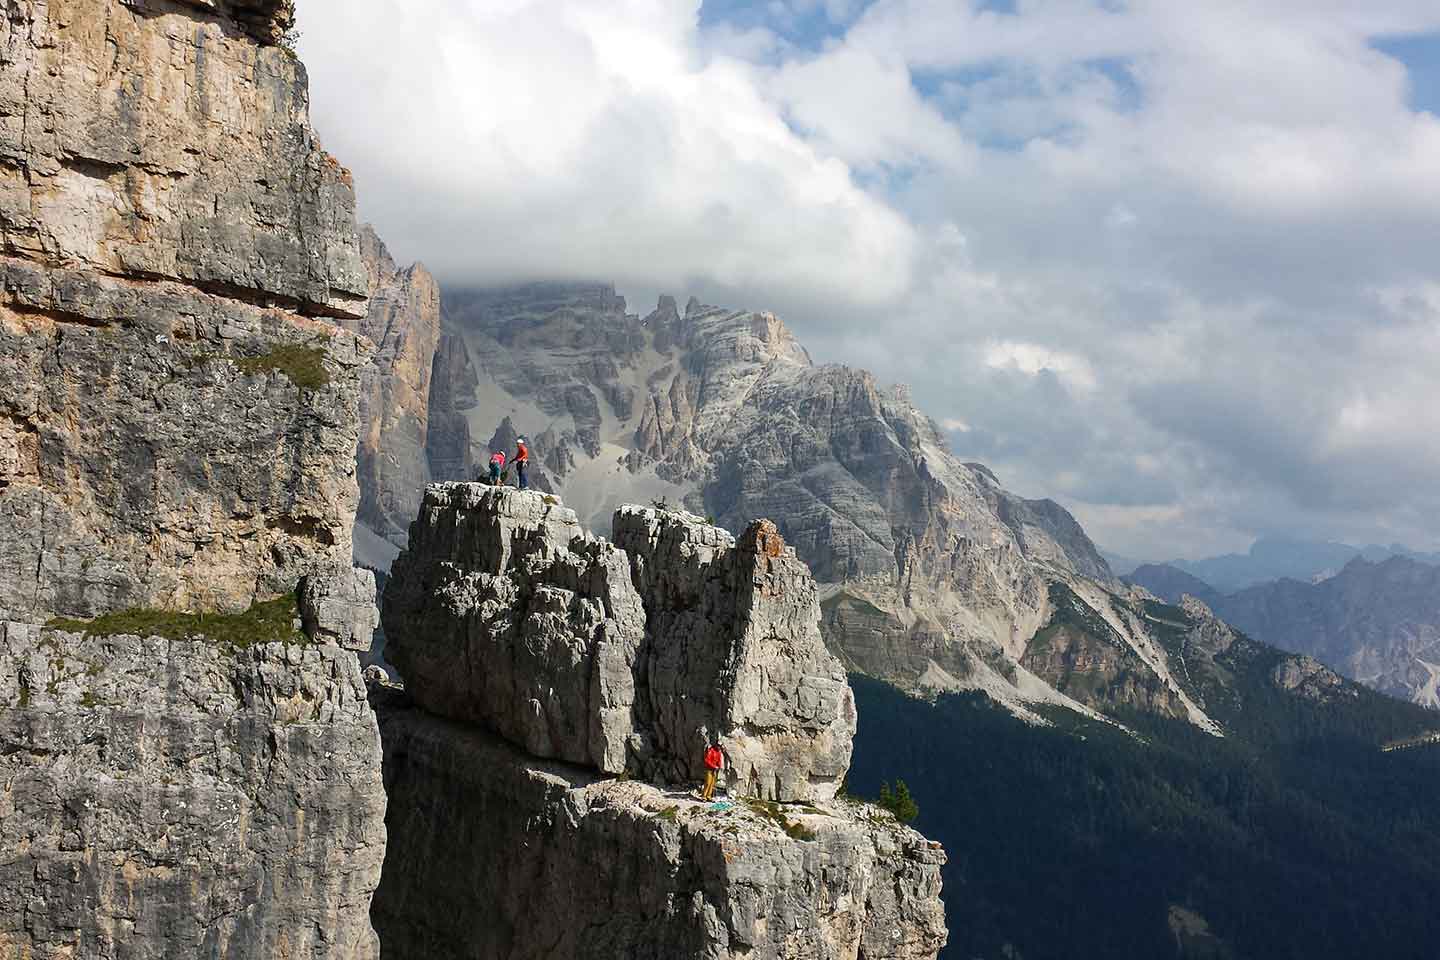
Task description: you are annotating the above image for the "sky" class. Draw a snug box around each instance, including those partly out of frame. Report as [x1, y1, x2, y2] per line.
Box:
[298, 1, 1440, 561]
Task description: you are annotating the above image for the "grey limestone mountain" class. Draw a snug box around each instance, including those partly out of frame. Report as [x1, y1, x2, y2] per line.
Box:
[0, 0, 387, 955]
[1133, 557, 1440, 709]
[372, 282, 1235, 730]
[344, 226, 442, 550]
[373, 484, 947, 958]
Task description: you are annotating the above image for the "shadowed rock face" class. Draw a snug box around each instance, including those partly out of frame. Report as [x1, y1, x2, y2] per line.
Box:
[0, 0, 371, 620]
[370, 692, 947, 960]
[0, 619, 386, 958]
[346, 226, 442, 547]
[383, 484, 854, 801]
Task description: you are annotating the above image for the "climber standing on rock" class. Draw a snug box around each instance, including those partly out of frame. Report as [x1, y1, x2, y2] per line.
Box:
[486, 449, 506, 486]
[513, 436, 530, 490]
[700, 741, 724, 801]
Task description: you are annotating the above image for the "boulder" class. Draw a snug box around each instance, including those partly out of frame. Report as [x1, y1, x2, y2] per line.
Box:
[383, 485, 855, 800]
[300, 565, 380, 651]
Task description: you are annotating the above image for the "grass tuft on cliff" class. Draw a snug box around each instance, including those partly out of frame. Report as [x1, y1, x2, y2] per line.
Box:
[237, 343, 330, 389]
[46, 595, 306, 649]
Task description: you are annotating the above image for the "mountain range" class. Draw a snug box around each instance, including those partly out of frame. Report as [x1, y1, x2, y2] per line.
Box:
[8, 4, 1437, 958]
[1129, 556, 1440, 709]
[356, 277, 1272, 731]
[1112, 536, 1440, 591]
[336, 250, 1440, 959]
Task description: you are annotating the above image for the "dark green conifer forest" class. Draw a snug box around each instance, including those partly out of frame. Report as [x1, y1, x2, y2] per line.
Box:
[848, 673, 1440, 960]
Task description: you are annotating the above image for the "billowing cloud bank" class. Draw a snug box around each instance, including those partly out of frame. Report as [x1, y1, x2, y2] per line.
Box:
[302, 0, 1440, 559]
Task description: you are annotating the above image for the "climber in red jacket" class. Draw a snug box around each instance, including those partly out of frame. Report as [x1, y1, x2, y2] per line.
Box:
[513, 436, 530, 490]
[701, 742, 724, 801]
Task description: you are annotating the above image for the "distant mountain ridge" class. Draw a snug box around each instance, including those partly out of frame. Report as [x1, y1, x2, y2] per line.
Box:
[1122, 536, 1440, 592]
[1128, 556, 1440, 708]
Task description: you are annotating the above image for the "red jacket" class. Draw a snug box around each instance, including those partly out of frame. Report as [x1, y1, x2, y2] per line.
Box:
[514, 441, 529, 463]
[489, 451, 506, 466]
[704, 746, 723, 771]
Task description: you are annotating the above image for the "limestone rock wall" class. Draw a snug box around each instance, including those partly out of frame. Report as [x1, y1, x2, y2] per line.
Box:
[613, 507, 854, 800]
[0, 3, 388, 957]
[370, 691, 946, 960]
[0, 619, 386, 958]
[347, 226, 442, 547]
[0, 0, 371, 619]
[383, 485, 855, 802]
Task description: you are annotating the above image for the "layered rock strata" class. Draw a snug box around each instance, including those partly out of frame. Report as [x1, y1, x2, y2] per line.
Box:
[383, 484, 853, 801]
[1, 0, 371, 620]
[0, 2, 387, 957]
[346, 226, 442, 548]
[370, 688, 946, 960]
[0, 616, 386, 958]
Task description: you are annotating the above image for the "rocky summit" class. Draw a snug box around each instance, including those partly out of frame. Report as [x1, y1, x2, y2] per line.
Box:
[383, 484, 855, 802]
[373, 484, 946, 959]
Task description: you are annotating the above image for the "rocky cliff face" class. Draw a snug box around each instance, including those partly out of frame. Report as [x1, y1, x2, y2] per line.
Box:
[373, 485, 947, 958]
[1, 0, 371, 620]
[0, 615, 385, 958]
[0, 1, 388, 956]
[384, 485, 854, 801]
[346, 226, 441, 549]
[372, 691, 945, 960]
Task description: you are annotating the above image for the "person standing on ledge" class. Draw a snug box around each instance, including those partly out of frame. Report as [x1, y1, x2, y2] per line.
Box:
[513, 435, 530, 490]
[700, 741, 724, 801]
[486, 448, 506, 485]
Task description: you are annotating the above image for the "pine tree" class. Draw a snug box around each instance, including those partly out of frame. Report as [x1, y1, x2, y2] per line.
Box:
[876, 780, 920, 823]
[890, 779, 919, 823]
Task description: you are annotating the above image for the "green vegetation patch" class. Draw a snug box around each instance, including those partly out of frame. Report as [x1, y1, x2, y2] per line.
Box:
[876, 779, 920, 823]
[47, 595, 306, 651]
[236, 343, 330, 390]
[744, 797, 818, 842]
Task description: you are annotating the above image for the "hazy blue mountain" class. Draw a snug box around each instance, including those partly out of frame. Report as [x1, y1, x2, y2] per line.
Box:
[1125, 563, 1222, 606]
[1156, 537, 1438, 593]
[1128, 558, 1440, 709]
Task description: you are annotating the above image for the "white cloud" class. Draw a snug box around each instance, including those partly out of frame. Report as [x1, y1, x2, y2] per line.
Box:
[296, 0, 1440, 558]
[984, 340, 1097, 391]
[299, 0, 915, 306]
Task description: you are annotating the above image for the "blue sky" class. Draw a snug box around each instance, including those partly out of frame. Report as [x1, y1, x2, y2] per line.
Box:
[1375, 32, 1440, 114]
[301, 1, 1440, 559]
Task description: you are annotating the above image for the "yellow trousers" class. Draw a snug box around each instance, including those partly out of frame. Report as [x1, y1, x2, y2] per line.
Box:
[701, 769, 718, 800]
